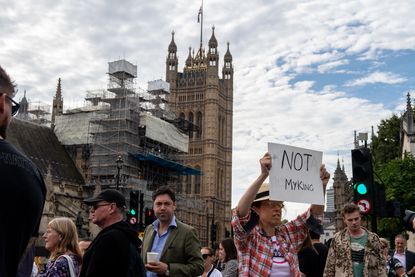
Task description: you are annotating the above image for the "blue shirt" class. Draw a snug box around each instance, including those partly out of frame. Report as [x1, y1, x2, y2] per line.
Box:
[146, 216, 177, 277]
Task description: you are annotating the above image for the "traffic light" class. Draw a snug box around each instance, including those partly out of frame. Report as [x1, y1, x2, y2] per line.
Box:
[211, 223, 217, 242]
[128, 191, 139, 228]
[144, 208, 156, 226]
[351, 148, 373, 215]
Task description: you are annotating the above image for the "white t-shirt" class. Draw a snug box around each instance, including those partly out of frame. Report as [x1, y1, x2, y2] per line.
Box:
[270, 235, 292, 277]
[198, 265, 223, 277]
[394, 252, 406, 270]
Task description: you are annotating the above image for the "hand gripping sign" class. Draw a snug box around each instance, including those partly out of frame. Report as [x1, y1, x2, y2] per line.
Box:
[268, 142, 324, 205]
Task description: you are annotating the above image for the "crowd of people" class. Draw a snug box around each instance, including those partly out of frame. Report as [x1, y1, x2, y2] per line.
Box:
[3, 63, 415, 277]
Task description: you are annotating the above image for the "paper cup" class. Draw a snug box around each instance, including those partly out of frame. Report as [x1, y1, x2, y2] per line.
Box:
[147, 252, 159, 263]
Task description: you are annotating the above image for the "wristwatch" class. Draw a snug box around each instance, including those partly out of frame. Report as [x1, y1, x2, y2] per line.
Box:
[165, 269, 170, 276]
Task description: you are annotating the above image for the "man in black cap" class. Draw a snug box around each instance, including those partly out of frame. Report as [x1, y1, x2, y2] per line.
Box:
[79, 189, 146, 277]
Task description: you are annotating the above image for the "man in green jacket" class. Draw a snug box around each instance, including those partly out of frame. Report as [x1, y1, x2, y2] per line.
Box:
[142, 186, 204, 277]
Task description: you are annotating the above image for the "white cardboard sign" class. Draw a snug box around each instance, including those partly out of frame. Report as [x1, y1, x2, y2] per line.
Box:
[268, 142, 324, 205]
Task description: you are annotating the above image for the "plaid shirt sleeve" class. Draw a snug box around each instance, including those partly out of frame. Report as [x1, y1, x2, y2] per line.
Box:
[231, 207, 255, 250]
[282, 209, 311, 252]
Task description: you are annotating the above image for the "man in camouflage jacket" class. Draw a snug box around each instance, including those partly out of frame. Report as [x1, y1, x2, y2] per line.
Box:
[323, 203, 386, 277]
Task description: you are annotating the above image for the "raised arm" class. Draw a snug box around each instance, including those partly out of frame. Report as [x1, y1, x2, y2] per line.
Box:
[237, 153, 271, 217]
[310, 164, 330, 217]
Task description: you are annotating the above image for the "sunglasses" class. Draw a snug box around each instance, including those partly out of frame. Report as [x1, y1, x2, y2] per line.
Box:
[4, 94, 20, 116]
[92, 203, 112, 210]
[202, 253, 212, 260]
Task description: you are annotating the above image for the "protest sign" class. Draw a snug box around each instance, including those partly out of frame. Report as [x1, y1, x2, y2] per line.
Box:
[268, 142, 324, 204]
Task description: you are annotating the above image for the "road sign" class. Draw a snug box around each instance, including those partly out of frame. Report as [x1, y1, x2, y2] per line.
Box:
[357, 199, 371, 214]
[129, 217, 137, 225]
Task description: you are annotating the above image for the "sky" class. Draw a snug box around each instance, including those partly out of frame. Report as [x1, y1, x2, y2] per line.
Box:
[2, 0, 415, 219]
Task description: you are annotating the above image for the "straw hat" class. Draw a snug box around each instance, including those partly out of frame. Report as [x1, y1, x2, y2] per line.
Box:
[253, 183, 270, 202]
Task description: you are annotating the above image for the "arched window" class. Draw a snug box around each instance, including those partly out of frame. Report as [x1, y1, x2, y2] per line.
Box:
[179, 112, 185, 129]
[196, 112, 203, 139]
[188, 112, 194, 139]
[194, 166, 201, 194]
[186, 175, 192, 194]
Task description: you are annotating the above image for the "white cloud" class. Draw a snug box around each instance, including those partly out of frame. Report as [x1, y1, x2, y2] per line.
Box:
[345, 71, 407, 87]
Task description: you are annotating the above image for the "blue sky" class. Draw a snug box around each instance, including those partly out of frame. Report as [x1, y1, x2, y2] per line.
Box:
[1, 0, 415, 219]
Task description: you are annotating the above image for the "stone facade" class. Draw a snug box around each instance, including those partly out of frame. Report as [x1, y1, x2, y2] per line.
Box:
[165, 28, 233, 246]
[401, 92, 415, 156]
[332, 159, 353, 231]
[7, 119, 91, 243]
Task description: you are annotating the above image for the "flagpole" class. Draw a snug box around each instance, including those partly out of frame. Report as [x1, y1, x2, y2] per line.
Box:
[200, 0, 203, 51]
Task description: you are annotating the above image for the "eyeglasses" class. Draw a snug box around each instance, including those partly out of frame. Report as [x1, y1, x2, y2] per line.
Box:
[4, 95, 20, 116]
[91, 203, 112, 210]
[202, 253, 212, 260]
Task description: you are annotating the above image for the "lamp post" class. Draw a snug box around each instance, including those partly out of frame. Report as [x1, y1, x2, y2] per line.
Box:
[116, 155, 123, 190]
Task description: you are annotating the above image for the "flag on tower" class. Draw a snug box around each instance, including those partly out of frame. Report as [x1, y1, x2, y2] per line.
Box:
[197, 5, 203, 23]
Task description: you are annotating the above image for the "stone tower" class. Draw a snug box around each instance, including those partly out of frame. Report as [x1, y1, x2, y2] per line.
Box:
[17, 90, 29, 120]
[333, 157, 352, 231]
[401, 92, 415, 156]
[166, 27, 233, 246]
[51, 78, 63, 128]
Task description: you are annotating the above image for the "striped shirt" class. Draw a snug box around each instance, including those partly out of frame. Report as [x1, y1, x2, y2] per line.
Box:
[231, 208, 310, 277]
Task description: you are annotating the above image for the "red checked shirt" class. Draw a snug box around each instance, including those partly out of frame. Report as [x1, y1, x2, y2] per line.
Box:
[231, 208, 310, 277]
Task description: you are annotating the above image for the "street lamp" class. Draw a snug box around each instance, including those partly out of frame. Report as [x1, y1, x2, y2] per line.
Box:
[116, 155, 123, 190]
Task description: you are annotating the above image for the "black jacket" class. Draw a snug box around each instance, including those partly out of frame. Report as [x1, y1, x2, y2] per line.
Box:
[390, 249, 415, 277]
[79, 220, 145, 277]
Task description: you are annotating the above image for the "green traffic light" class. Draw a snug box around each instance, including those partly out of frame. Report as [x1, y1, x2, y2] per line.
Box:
[354, 183, 368, 195]
[130, 209, 136, 216]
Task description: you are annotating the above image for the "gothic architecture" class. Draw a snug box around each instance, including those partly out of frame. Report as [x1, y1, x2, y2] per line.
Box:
[51, 78, 63, 128]
[165, 28, 233, 245]
[401, 92, 415, 156]
[332, 158, 353, 231]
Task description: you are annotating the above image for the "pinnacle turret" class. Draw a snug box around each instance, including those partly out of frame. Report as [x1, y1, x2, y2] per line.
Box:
[208, 26, 218, 48]
[224, 42, 232, 61]
[168, 31, 177, 52]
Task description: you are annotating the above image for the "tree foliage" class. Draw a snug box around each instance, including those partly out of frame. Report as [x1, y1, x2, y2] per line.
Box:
[371, 114, 401, 170]
[378, 154, 415, 209]
[371, 113, 415, 237]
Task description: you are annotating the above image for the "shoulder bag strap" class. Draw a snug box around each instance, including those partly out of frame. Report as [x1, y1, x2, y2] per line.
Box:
[207, 265, 215, 277]
[61, 255, 76, 277]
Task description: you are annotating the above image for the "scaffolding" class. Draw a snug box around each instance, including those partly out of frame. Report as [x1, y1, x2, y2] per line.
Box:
[26, 101, 51, 126]
[86, 59, 199, 191]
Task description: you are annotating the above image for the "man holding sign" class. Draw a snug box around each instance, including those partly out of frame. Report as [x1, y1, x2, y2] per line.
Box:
[231, 151, 330, 277]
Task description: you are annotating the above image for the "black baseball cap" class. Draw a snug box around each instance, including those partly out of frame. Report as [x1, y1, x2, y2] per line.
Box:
[84, 189, 126, 208]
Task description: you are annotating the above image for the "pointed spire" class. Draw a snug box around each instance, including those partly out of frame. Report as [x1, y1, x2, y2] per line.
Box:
[186, 46, 193, 67]
[336, 153, 341, 170]
[209, 26, 217, 48]
[224, 41, 232, 61]
[17, 90, 29, 118]
[168, 30, 177, 52]
[406, 92, 414, 134]
[407, 92, 413, 112]
[20, 90, 28, 105]
[56, 78, 62, 99]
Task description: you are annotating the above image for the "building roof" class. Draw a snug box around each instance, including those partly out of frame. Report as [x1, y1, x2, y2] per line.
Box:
[7, 119, 84, 184]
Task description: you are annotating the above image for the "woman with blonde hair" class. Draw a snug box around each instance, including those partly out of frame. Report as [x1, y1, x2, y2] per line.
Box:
[38, 217, 82, 277]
